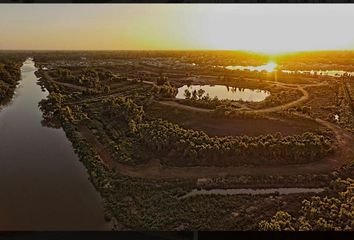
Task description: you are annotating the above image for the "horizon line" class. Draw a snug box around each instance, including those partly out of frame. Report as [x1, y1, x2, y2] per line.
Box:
[1, 49, 354, 55]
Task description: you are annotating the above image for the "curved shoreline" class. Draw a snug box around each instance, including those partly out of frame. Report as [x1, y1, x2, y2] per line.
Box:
[0, 59, 110, 230]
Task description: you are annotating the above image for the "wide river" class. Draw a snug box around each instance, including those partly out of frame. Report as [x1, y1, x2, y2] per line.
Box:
[0, 58, 109, 230]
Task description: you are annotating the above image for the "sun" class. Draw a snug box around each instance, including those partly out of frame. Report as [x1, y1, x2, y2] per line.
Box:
[261, 62, 277, 72]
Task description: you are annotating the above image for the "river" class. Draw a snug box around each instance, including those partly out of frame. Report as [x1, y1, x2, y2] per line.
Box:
[0, 58, 109, 230]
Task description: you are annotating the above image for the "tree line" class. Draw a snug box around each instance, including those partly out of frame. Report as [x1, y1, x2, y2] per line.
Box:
[0, 61, 22, 102]
[137, 118, 333, 167]
[151, 81, 178, 98]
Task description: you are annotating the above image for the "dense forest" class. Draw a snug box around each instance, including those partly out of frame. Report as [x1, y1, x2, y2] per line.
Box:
[0, 57, 23, 103]
[138, 119, 333, 167]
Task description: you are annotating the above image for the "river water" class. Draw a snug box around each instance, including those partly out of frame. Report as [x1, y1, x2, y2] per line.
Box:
[0, 58, 109, 230]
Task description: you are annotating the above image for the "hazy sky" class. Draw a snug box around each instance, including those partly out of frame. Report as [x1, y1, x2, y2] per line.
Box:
[1, 4, 354, 53]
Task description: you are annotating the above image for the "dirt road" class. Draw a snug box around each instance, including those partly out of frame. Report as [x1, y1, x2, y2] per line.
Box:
[78, 116, 354, 179]
[251, 86, 308, 113]
[157, 82, 326, 114]
[47, 73, 353, 180]
[43, 70, 322, 115]
[157, 101, 213, 113]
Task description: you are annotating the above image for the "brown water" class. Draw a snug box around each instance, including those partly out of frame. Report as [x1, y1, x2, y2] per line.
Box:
[181, 188, 324, 199]
[0, 58, 110, 230]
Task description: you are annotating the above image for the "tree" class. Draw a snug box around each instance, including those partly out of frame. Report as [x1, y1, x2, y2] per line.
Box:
[197, 89, 205, 99]
[151, 82, 177, 98]
[157, 73, 168, 85]
[192, 90, 198, 100]
[184, 89, 191, 99]
[259, 211, 295, 231]
[103, 96, 144, 126]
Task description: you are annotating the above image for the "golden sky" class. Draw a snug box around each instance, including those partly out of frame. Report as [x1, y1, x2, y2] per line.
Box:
[1, 4, 354, 53]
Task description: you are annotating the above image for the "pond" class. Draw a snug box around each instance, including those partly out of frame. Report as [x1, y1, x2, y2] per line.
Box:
[0, 58, 110, 230]
[176, 85, 270, 102]
[180, 188, 324, 199]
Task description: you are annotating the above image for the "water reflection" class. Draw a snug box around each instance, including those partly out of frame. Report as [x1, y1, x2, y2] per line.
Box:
[225, 64, 354, 77]
[225, 62, 277, 72]
[176, 85, 270, 102]
[0, 58, 109, 230]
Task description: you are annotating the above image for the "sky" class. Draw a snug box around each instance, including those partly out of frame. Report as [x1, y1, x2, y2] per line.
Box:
[1, 4, 354, 54]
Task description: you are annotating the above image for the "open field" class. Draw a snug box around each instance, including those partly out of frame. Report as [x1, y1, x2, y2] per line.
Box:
[146, 103, 323, 137]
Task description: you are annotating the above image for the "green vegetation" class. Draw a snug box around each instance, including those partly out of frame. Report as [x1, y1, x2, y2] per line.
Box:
[67, 94, 333, 167]
[53, 67, 114, 94]
[0, 60, 22, 103]
[151, 81, 177, 98]
[103, 96, 144, 132]
[259, 178, 354, 231]
[138, 118, 333, 167]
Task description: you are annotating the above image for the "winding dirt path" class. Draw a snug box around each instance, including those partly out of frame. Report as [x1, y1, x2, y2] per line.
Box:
[45, 72, 353, 179]
[251, 86, 308, 113]
[157, 82, 326, 114]
[157, 100, 213, 113]
[43, 70, 324, 115]
[78, 115, 354, 179]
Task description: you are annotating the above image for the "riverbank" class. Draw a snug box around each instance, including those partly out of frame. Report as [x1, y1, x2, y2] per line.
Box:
[0, 58, 110, 230]
[0, 61, 22, 108]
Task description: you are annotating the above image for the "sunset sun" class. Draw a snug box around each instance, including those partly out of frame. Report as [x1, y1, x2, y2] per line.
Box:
[263, 62, 277, 72]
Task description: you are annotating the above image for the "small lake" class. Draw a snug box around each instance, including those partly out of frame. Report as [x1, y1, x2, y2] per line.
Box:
[176, 85, 270, 102]
[180, 188, 324, 199]
[0, 58, 109, 230]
